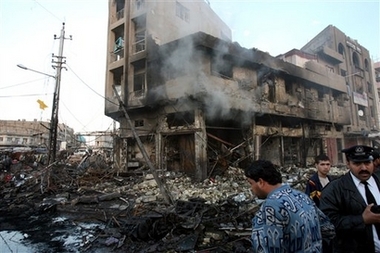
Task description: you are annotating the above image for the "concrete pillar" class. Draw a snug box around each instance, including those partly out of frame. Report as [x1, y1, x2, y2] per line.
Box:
[194, 108, 208, 181]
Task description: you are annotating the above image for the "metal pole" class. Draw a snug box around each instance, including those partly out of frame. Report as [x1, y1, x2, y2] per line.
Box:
[112, 85, 174, 205]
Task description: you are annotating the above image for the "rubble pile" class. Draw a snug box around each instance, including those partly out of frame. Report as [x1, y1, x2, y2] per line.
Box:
[0, 151, 347, 252]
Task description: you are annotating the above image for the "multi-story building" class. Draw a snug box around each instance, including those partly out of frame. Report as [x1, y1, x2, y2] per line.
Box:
[104, 1, 378, 181]
[0, 119, 76, 151]
[300, 25, 379, 149]
[374, 61, 380, 129]
[105, 0, 231, 113]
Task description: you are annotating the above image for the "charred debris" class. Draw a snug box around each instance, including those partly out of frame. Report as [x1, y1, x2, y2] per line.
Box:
[0, 140, 346, 252]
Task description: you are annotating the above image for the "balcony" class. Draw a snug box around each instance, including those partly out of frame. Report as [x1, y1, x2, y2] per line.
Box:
[110, 49, 124, 62]
[116, 9, 124, 21]
[132, 39, 145, 54]
[110, 8, 125, 24]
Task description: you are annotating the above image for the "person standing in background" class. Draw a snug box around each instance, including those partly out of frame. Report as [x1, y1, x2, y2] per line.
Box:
[305, 154, 332, 207]
[305, 154, 333, 253]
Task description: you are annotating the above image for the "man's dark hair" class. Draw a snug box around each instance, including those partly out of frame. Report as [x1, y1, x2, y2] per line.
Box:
[315, 154, 330, 164]
[244, 159, 282, 185]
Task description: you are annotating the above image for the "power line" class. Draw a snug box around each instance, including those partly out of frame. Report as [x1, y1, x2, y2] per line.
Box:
[0, 78, 50, 90]
[32, 0, 63, 23]
[0, 93, 53, 98]
[66, 64, 118, 106]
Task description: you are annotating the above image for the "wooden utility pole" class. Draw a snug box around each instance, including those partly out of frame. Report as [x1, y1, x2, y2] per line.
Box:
[112, 85, 174, 205]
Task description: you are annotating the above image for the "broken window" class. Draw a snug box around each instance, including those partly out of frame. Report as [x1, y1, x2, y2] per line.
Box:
[134, 30, 145, 53]
[133, 16, 146, 54]
[211, 54, 233, 78]
[133, 60, 146, 97]
[259, 72, 276, 102]
[285, 78, 293, 95]
[112, 67, 123, 98]
[167, 112, 194, 128]
[176, 2, 189, 22]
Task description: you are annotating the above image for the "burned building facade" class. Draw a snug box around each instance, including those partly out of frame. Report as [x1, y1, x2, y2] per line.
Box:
[104, 1, 378, 181]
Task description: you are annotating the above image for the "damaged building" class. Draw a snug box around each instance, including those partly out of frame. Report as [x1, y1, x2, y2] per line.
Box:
[104, 0, 379, 181]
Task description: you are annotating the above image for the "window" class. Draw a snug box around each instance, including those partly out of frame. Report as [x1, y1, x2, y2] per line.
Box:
[211, 54, 233, 78]
[338, 43, 345, 58]
[135, 0, 145, 11]
[134, 120, 144, 127]
[167, 112, 194, 127]
[364, 59, 369, 71]
[317, 90, 324, 101]
[133, 60, 146, 96]
[111, 25, 124, 61]
[358, 105, 366, 118]
[115, 0, 125, 20]
[0, 137, 3, 142]
[133, 30, 145, 53]
[325, 65, 334, 73]
[114, 37, 124, 53]
[176, 2, 189, 22]
[285, 78, 292, 95]
[112, 67, 123, 98]
[352, 52, 360, 68]
[368, 82, 372, 94]
[132, 16, 146, 54]
[134, 73, 145, 95]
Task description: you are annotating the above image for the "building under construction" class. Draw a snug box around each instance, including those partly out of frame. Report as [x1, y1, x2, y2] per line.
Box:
[104, 0, 379, 181]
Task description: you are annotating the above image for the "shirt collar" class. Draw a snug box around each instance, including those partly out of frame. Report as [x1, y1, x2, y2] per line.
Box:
[350, 171, 376, 187]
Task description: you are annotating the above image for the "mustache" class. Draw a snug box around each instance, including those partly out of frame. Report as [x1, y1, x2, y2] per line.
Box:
[359, 171, 370, 174]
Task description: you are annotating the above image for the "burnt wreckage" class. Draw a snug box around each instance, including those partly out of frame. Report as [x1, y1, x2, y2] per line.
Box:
[110, 32, 350, 182]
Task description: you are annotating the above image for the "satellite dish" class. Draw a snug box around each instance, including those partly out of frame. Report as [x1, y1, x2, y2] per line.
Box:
[358, 110, 364, 116]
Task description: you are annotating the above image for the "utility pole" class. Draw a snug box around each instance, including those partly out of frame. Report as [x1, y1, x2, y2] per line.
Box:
[48, 23, 71, 165]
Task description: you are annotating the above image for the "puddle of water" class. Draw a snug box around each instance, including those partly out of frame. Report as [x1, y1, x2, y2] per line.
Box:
[0, 230, 33, 253]
[0, 216, 107, 253]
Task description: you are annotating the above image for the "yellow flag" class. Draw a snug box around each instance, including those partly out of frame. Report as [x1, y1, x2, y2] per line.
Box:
[37, 99, 48, 110]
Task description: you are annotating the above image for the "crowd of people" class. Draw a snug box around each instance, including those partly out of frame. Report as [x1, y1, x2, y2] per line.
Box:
[244, 144, 380, 253]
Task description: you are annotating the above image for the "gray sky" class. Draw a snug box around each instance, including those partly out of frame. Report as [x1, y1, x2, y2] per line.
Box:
[0, 0, 379, 133]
